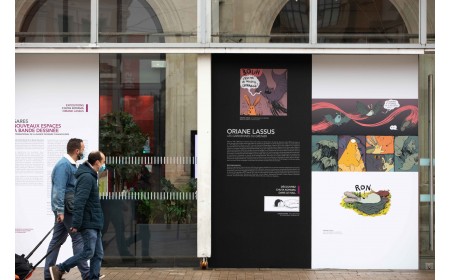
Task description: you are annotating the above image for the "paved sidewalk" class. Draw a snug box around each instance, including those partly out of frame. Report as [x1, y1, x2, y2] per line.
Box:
[28, 267, 435, 280]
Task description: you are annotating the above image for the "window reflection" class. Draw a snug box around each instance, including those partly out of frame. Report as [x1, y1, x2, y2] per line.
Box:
[99, 0, 164, 43]
[215, 0, 417, 44]
[99, 53, 198, 266]
[16, 0, 428, 45]
[98, 0, 197, 43]
[99, 53, 165, 192]
[17, 0, 91, 42]
[427, 0, 435, 43]
[317, 0, 415, 43]
[270, 0, 309, 43]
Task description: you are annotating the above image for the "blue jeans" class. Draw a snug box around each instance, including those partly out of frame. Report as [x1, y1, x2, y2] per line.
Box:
[44, 212, 89, 280]
[58, 229, 104, 280]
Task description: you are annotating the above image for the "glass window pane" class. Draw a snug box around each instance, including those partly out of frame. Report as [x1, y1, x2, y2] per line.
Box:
[317, 0, 419, 43]
[99, 53, 198, 266]
[213, 0, 309, 43]
[17, 0, 91, 43]
[270, 0, 309, 43]
[99, 0, 197, 43]
[427, 0, 435, 43]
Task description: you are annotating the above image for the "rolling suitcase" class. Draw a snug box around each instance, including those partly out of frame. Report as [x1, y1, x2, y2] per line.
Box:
[15, 226, 68, 280]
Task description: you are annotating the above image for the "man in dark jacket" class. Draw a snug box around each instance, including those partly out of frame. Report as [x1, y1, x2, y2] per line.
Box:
[44, 138, 89, 280]
[50, 151, 106, 280]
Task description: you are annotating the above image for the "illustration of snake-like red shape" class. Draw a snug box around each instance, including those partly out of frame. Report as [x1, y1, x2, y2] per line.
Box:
[312, 102, 418, 133]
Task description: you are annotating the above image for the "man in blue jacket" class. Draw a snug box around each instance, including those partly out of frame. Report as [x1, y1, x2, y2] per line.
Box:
[50, 151, 106, 280]
[44, 138, 89, 280]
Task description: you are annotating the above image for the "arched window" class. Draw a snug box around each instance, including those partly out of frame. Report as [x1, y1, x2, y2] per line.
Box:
[271, 0, 414, 44]
[99, 0, 164, 43]
[18, 0, 91, 42]
[270, 0, 309, 43]
[18, 0, 164, 43]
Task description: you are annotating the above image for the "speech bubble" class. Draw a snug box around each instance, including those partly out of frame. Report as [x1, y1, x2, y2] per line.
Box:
[384, 99, 400, 111]
[240, 75, 260, 96]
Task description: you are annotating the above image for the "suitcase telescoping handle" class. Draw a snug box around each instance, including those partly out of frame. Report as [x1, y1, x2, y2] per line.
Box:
[31, 232, 69, 268]
[25, 226, 55, 260]
[22, 228, 69, 280]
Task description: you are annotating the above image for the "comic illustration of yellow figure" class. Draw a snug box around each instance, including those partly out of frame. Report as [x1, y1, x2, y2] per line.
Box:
[338, 138, 366, 171]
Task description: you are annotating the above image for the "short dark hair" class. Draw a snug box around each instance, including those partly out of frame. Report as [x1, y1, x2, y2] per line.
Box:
[87, 151, 105, 165]
[67, 138, 83, 154]
[274, 199, 283, 207]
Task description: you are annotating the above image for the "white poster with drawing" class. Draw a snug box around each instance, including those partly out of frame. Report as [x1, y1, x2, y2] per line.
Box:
[311, 55, 419, 269]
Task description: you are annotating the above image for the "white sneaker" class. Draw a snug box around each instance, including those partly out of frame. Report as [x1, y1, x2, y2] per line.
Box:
[49, 266, 65, 280]
[99, 274, 106, 279]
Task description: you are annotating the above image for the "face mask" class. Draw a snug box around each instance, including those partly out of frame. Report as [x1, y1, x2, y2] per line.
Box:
[99, 164, 106, 173]
[77, 152, 84, 160]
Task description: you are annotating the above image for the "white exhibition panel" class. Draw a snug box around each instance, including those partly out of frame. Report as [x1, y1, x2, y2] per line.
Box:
[311, 55, 419, 269]
[15, 54, 99, 266]
[312, 172, 418, 269]
[312, 55, 418, 99]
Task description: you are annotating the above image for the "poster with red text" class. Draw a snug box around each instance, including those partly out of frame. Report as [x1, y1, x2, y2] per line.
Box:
[15, 54, 99, 266]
